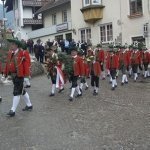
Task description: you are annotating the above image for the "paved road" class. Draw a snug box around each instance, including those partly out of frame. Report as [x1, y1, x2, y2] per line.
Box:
[0, 75, 150, 150]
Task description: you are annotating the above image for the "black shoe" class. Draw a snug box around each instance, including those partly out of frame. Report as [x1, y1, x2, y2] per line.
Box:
[129, 74, 131, 78]
[115, 85, 117, 88]
[49, 93, 55, 97]
[111, 87, 115, 91]
[109, 81, 112, 84]
[121, 82, 124, 86]
[7, 110, 15, 117]
[22, 105, 33, 111]
[58, 88, 64, 93]
[85, 86, 89, 90]
[93, 91, 98, 96]
[75, 93, 82, 98]
[69, 97, 73, 101]
[25, 85, 31, 88]
[125, 81, 128, 84]
[0, 97, 2, 102]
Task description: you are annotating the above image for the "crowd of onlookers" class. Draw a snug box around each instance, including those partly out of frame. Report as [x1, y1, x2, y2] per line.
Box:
[21, 38, 90, 63]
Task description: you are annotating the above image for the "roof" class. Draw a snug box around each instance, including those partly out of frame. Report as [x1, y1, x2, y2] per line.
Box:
[5, 0, 13, 12]
[35, 0, 70, 14]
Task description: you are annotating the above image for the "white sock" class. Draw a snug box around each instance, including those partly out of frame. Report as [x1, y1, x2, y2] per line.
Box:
[11, 96, 20, 112]
[80, 83, 83, 90]
[115, 79, 117, 86]
[134, 73, 138, 80]
[129, 68, 132, 75]
[144, 71, 148, 78]
[70, 88, 76, 98]
[95, 87, 99, 93]
[122, 75, 126, 83]
[26, 78, 31, 86]
[107, 70, 110, 75]
[110, 77, 112, 82]
[22, 92, 32, 107]
[76, 85, 81, 94]
[51, 84, 56, 94]
[112, 80, 115, 87]
[125, 75, 128, 82]
[85, 82, 88, 87]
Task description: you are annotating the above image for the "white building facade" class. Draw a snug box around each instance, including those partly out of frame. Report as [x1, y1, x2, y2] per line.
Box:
[71, 0, 150, 48]
[21, 0, 150, 48]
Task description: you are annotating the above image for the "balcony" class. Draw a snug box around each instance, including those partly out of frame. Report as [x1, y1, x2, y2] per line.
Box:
[22, 0, 49, 7]
[28, 21, 72, 39]
[81, 5, 105, 23]
[23, 18, 43, 25]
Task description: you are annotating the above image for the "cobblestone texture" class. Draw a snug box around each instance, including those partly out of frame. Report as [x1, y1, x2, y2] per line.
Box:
[0, 75, 150, 150]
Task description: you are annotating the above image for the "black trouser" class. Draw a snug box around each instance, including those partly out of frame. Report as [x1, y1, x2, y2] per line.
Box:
[70, 75, 78, 88]
[91, 75, 99, 87]
[110, 68, 117, 79]
[13, 76, 26, 96]
[50, 75, 56, 84]
[143, 62, 149, 71]
[80, 77, 86, 83]
[131, 64, 138, 73]
[120, 65, 126, 74]
[39, 55, 44, 63]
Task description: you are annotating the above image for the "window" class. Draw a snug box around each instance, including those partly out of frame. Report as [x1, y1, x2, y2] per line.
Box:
[62, 10, 67, 22]
[129, 0, 143, 15]
[83, 0, 102, 6]
[52, 13, 57, 25]
[92, 0, 101, 4]
[83, 0, 90, 6]
[80, 28, 91, 43]
[100, 23, 113, 42]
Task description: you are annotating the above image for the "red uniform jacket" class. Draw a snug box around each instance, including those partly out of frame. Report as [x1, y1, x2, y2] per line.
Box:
[23, 50, 31, 77]
[142, 51, 150, 63]
[91, 61, 101, 76]
[73, 56, 84, 76]
[106, 54, 119, 69]
[5, 49, 25, 77]
[119, 51, 129, 67]
[98, 49, 105, 62]
[130, 51, 141, 65]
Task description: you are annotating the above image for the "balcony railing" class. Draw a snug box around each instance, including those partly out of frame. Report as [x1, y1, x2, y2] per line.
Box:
[22, 0, 49, 7]
[23, 18, 43, 25]
[28, 21, 72, 39]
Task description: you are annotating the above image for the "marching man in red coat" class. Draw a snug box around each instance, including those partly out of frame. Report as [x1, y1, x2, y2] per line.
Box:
[78, 51, 89, 92]
[130, 48, 141, 81]
[4, 39, 33, 117]
[97, 48, 105, 79]
[90, 56, 101, 95]
[106, 49, 119, 90]
[69, 48, 84, 101]
[119, 48, 129, 85]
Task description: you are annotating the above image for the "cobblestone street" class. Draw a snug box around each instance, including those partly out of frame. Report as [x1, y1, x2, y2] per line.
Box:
[0, 75, 150, 150]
